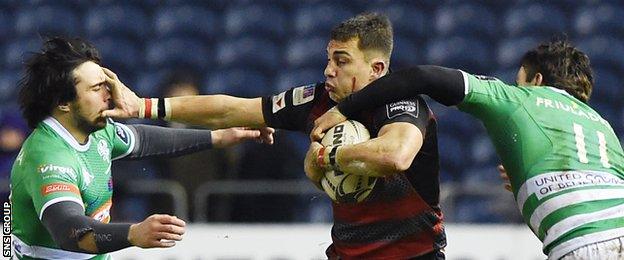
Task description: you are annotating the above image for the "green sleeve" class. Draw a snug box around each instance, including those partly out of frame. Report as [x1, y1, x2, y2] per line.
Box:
[106, 120, 136, 160]
[28, 150, 84, 220]
[457, 72, 530, 121]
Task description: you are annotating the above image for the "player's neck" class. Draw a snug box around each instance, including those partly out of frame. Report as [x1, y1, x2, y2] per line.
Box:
[52, 114, 90, 144]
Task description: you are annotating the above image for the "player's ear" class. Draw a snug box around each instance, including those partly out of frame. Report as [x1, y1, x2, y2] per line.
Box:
[57, 102, 71, 112]
[532, 72, 544, 86]
[369, 58, 386, 80]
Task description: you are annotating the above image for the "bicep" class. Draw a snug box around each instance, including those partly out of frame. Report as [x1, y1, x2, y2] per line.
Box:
[376, 122, 424, 158]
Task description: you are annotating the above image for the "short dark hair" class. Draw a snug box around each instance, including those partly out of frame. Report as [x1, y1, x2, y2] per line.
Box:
[18, 37, 101, 128]
[521, 40, 593, 103]
[330, 12, 393, 61]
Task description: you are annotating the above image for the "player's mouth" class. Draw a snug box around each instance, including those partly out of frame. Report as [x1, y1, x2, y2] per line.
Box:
[325, 82, 336, 92]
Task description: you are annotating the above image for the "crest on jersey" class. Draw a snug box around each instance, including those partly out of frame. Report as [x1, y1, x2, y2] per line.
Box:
[272, 91, 286, 113]
[292, 84, 315, 106]
[386, 100, 419, 119]
[98, 140, 110, 162]
[115, 125, 129, 145]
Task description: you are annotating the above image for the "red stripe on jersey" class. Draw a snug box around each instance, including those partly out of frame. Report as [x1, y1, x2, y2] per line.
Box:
[333, 190, 431, 224]
[330, 230, 437, 260]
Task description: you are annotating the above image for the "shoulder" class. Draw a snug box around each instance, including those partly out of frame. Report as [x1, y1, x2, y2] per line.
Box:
[378, 96, 429, 120]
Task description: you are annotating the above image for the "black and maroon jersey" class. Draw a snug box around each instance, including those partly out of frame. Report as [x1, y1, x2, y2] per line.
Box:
[261, 82, 446, 259]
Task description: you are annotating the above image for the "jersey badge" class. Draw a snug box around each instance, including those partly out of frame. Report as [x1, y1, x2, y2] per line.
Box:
[292, 84, 315, 106]
[115, 125, 130, 145]
[272, 91, 286, 113]
[386, 100, 419, 119]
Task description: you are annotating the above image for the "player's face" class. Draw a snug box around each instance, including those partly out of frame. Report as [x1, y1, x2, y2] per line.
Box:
[70, 61, 111, 133]
[324, 38, 376, 102]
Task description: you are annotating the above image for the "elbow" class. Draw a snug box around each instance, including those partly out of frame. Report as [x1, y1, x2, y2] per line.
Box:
[382, 150, 415, 173]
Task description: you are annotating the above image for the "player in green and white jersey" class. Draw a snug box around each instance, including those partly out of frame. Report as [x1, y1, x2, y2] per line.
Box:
[10, 37, 274, 260]
[312, 40, 624, 259]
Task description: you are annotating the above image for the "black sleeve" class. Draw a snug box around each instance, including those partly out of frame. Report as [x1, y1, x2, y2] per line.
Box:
[123, 124, 213, 160]
[41, 201, 132, 253]
[371, 96, 431, 135]
[261, 83, 324, 131]
[337, 65, 465, 117]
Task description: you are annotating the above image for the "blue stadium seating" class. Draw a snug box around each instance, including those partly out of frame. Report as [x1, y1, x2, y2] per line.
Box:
[437, 132, 467, 173]
[425, 37, 492, 73]
[577, 36, 624, 70]
[203, 69, 271, 98]
[4, 37, 40, 69]
[574, 3, 624, 36]
[391, 36, 419, 69]
[145, 38, 210, 70]
[274, 68, 322, 93]
[496, 37, 540, 69]
[469, 134, 498, 166]
[592, 68, 622, 102]
[224, 4, 287, 41]
[368, 3, 428, 40]
[85, 4, 148, 41]
[0, 10, 12, 44]
[14, 5, 80, 37]
[0, 70, 19, 104]
[92, 37, 142, 77]
[293, 2, 354, 36]
[215, 37, 280, 74]
[504, 3, 567, 37]
[434, 3, 498, 38]
[133, 70, 167, 97]
[153, 5, 218, 41]
[284, 37, 326, 70]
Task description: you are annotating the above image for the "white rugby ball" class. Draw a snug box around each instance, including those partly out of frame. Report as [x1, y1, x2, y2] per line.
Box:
[319, 120, 377, 203]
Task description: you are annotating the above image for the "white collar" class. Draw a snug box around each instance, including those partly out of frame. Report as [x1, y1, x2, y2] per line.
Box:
[42, 117, 91, 152]
[547, 87, 572, 97]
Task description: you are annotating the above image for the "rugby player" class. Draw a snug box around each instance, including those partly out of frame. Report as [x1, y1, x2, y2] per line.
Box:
[312, 40, 624, 259]
[10, 37, 273, 259]
[104, 13, 447, 260]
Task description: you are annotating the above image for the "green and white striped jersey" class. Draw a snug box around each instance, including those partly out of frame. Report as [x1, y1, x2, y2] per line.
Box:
[10, 117, 135, 260]
[457, 72, 624, 259]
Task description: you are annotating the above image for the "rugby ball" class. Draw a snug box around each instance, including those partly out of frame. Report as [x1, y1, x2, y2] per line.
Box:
[319, 120, 377, 203]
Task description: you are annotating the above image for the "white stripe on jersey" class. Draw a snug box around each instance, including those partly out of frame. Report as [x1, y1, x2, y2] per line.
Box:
[543, 203, 624, 246]
[38, 196, 85, 220]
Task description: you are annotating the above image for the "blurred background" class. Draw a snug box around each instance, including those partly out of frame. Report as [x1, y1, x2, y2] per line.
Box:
[0, 0, 623, 258]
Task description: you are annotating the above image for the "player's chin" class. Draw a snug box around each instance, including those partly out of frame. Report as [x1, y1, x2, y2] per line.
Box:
[328, 92, 343, 103]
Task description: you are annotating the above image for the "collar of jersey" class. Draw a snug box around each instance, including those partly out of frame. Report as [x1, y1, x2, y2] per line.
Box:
[546, 87, 572, 97]
[42, 116, 91, 152]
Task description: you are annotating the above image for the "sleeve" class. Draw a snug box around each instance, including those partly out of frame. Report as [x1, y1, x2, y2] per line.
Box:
[457, 71, 530, 121]
[28, 152, 83, 220]
[261, 83, 323, 131]
[106, 120, 136, 160]
[371, 96, 431, 135]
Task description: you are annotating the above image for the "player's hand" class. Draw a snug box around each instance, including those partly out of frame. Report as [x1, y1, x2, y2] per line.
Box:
[497, 164, 512, 192]
[211, 127, 275, 148]
[304, 141, 325, 189]
[101, 67, 141, 119]
[128, 214, 186, 248]
[311, 106, 347, 141]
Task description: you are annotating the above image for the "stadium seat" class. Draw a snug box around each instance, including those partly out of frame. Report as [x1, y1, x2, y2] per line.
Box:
[14, 5, 81, 37]
[495, 37, 540, 69]
[437, 132, 467, 172]
[284, 37, 326, 70]
[425, 37, 492, 73]
[0, 10, 12, 44]
[153, 5, 218, 41]
[0, 70, 20, 104]
[577, 36, 624, 70]
[591, 68, 622, 103]
[574, 3, 624, 36]
[145, 38, 210, 71]
[133, 70, 167, 97]
[368, 3, 428, 40]
[434, 3, 498, 38]
[203, 69, 271, 98]
[92, 37, 142, 78]
[293, 2, 353, 36]
[224, 4, 287, 41]
[469, 134, 498, 166]
[4, 37, 40, 69]
[274, 68, 322, 93]
[391, 36, 419, 70]
[504, 3, 567, 37]
[85, 4, 149, 41]
[215, 37, 280, 74]
[454, 195, 507, 223]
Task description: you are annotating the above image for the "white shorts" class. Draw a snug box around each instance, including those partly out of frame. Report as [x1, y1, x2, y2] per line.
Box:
[559, 236, 624, 260]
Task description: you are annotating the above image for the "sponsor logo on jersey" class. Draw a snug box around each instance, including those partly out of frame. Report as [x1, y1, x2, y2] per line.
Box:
[15, 149, 24, 166]
[38, 164, 77, 180]
[272, 91, 286, 113]
[97, 140, 110, 162]
[386, 100, 419, 119]
[292, 84, 315, 106]
[90, 199, 112, 223]
[115, 125, 130, 145]
[41, 183, 80, 196]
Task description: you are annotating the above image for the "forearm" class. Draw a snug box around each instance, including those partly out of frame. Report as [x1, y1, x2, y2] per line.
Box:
[125, 124, 213, 159]
[167, 95, 265, 128]
[337, 65, 465, 117]
[332, 139, 412, 177]
[42, 202, 132, 254]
